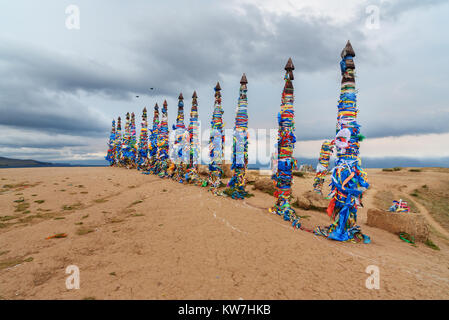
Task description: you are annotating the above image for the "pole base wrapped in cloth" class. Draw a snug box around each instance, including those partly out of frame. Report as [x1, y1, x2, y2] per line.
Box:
[269, 58, 301, 228]
[226, 74, 250, 200]
[105, 119, 116, 166]
[185, 91, 202, 185]
[315, 41, 370, 243]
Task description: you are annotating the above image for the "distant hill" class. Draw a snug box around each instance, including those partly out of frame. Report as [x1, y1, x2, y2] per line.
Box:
[0, 156, 55, 168]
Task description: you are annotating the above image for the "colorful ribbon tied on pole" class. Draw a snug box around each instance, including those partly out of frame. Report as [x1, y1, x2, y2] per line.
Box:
[315, 41, 370, 243]
[186, 91, 201, 185]
[313, 140, 334, 194]
[114, 117, 122, 166]
[226, 73, 249, 199]
[171, 93, 189, 183]
[137, 107, 149, 170]
[146, 103, 160, 174]
[157, 100, 170, 178]
[120, 112, 132, 167]
[208, 82, 225, 195]
[105, 119, 116, 166]
[269, 58, 300, 228]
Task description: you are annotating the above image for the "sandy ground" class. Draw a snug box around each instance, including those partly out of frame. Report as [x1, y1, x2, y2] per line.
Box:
[0, 167, 448, 300]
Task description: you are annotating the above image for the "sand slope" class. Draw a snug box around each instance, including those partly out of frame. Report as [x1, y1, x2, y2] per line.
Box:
[0, 167, 448, 299]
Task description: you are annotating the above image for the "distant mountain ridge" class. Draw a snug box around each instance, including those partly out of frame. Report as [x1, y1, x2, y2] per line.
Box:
[0, 156, 54, 167]
[0, 156, 105, 168]
[1, 156, 448, 169]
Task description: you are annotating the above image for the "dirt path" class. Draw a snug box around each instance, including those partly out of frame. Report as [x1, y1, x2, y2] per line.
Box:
[397, 189, 449, 239]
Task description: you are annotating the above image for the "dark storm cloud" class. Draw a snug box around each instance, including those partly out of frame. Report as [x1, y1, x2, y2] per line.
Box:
[0, 2, 367, 140]
[132, 4, 366, 92]
[0, 3, 366, 100]
[0, 79, 109, 136]
[0, 94, 109, 136]
[0, 42, 140, 100]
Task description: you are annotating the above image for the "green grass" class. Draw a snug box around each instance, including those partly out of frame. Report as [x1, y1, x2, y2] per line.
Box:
[222, 188, 254, 198]
[425, 239, 440, 251]
[410, 183, 449, 232]
[76, 227, 94, 235]
[0, 216, 16, 222]
[15, 202, 30, 212]
[128, 200, 143, 207]
[0, 257, 24, 270]
[0, 255, 34, 270]
[292, 171, 305, 178]
[93, 198, 108, 203]
[34, 200, 45, 204]
[62, 202, 83, 211]
[382, 167, 402, 172]
[409, 168, 422, 172]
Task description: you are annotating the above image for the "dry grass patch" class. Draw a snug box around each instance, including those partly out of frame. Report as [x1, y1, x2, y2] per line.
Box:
[93, 198, 108, 204]
[107, 218, 125, 224]
[128, 200, 143, 207]
[0, 215, 17, 222]
[131, 213, 144, 217]
[14, 202, 30, 212]
[0, 255, 34, 270]
[62, 202, 84, 211]
[76, 227, 95, 235]
[410, 183, 449, 232]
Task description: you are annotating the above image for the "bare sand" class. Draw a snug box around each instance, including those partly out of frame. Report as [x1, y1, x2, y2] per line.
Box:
[1, 167, 448, 300]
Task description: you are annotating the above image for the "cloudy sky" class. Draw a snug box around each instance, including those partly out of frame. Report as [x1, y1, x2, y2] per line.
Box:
[0, 0, 448, 164]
